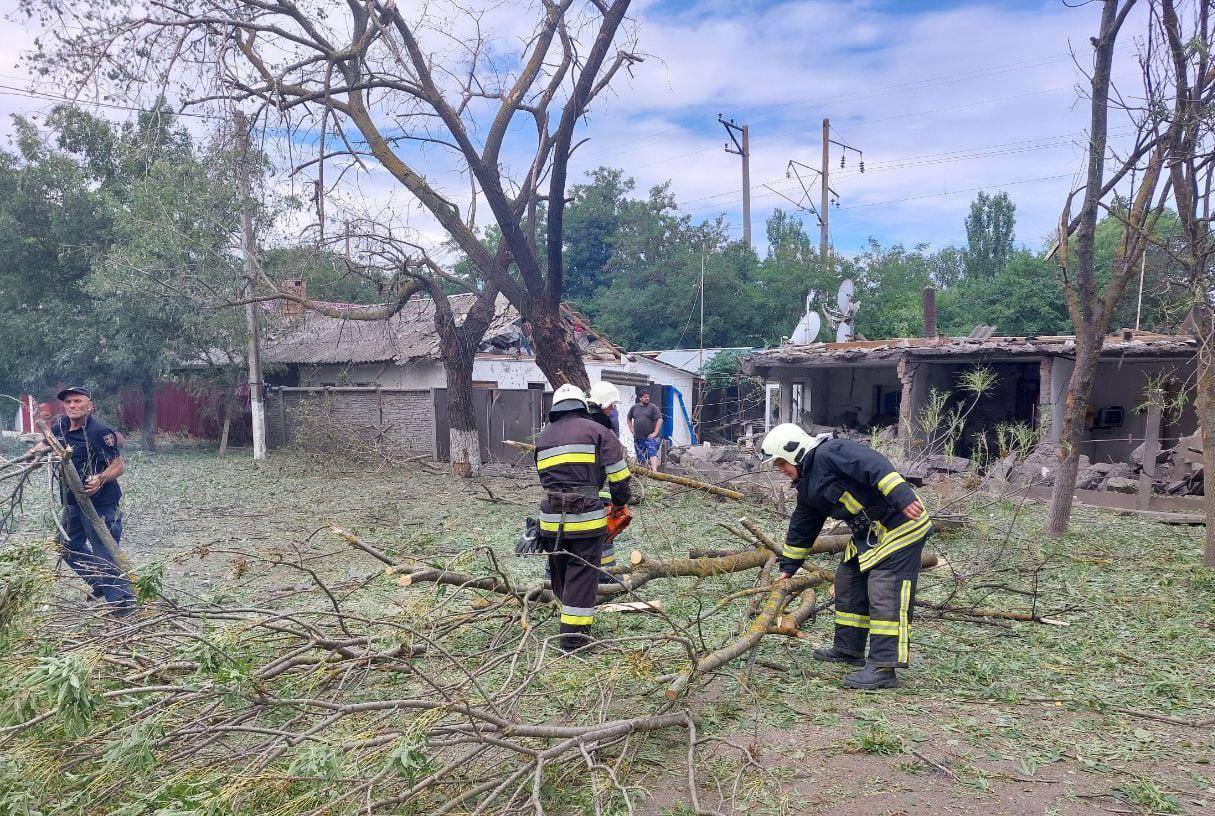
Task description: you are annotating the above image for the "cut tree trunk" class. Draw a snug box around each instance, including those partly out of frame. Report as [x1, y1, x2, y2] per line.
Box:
[142, 382, 158, 453]
[1045, 335, 1102, 535]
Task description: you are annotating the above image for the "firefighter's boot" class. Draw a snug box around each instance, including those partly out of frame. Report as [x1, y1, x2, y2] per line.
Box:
[559, 628, 597, 654]
[812, 645, 865, 666]
[842, 664, 899, 690]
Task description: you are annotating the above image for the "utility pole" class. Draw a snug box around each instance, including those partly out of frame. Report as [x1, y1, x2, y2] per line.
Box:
[233, 109, 267, 461]
[698, 243, 705, 435]
[718, 115, 751, 248]
[820, 118, 831, 273]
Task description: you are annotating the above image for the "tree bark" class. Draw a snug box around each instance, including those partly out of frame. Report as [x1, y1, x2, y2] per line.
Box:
[218, 381, 236, 457]
[420, 279, 500, 478]
[1044, 337, 1101, 534]
[445, 347, 480, 479]
[530, 309, 590, 390]
[142, 381, 158, 453]
[1198, 318, 1215, 567]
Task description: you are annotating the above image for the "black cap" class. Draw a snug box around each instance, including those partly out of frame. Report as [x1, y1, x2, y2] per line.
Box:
[56, 386, 91, 401]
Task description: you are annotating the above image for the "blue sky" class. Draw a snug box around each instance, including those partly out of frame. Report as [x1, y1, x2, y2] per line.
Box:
[0, 0, 1143, 258]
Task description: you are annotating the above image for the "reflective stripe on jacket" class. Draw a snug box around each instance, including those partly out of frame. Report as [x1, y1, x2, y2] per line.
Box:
[535, 411, 631, 538]
[778, 437, 929, 573]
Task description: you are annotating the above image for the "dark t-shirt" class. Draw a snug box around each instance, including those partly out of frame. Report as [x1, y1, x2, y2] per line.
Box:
[628, 403, 662, 438]
[51, 415, 123, 507]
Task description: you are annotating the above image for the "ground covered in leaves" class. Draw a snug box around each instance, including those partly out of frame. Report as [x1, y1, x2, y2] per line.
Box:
[1, 445, 1212, 815]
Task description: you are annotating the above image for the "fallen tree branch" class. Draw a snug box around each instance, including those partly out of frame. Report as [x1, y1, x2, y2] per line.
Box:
[504, 440, 744, 500]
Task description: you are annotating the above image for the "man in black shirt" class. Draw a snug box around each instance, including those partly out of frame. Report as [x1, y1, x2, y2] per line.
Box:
[626, 391, 662, 470]
[35, 387, 135, 614]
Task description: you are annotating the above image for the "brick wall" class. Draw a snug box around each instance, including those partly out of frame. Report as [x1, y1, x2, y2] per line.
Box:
[266, 387, 435, 455]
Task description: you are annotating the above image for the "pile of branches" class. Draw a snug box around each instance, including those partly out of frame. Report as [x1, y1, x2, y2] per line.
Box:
[0, 502, 950, 814]
[0, 437, 1076, 814]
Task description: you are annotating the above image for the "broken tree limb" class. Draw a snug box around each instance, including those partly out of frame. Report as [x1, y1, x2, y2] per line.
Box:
[665, 573, 824, 698]
[503, 440, 744, 500]
[39, 430, 130, 575]
[918, 601, 1069, 625]
[597, 600, 664, 614]
[737, 517, 783, 556]
[736, 517, 939, 568]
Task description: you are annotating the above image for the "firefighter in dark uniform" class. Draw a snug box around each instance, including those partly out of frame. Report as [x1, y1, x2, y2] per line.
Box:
[33, 387, 136, 615]
[586, 381, 625, 575]
[534, 384, 632, 653]
[761, 423, 930, 689]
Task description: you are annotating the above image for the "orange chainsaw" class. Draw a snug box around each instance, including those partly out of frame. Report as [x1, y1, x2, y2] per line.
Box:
[605, 504, 632, 542]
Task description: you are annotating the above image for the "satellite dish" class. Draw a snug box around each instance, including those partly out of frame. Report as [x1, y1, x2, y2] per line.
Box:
[836, 321, 852, 343]
[836, 278, 855, 313]
[790, 311, 821, 345]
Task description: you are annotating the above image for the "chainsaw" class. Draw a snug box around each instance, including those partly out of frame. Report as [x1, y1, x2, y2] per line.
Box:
[515, 504, 632, 556]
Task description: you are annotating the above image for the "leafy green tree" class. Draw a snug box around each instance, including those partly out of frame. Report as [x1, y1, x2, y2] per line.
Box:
[936, 250, 1070, 336]
[0, 106, 242, 446]
[963, 191, 1016, 279]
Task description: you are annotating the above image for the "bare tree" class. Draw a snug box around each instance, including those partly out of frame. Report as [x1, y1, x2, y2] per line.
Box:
[24, 0, 641, 391]
[1159, 0, 1215, 564]
[1045, 0, 1180, 535]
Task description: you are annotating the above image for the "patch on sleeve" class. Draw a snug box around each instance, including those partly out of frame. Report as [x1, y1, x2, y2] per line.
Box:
[103, 433, 116, 447]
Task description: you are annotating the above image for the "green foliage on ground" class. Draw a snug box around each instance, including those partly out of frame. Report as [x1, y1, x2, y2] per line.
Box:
[0, 452, 1210, 814]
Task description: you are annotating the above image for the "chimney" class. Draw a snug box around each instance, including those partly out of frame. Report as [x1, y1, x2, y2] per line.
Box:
[280, 279, 306, 317]
[922, 285, 937, 338]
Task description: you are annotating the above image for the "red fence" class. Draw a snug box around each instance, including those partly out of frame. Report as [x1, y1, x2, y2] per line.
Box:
[119, 381, 250, 443]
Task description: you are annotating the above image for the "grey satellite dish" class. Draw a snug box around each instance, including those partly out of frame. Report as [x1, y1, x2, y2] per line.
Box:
[835, 320, 852, 343]
[836, 278, 855, 313]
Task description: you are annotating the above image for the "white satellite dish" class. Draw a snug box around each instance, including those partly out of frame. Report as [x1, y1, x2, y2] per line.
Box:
[836, 278, 855, 313]
[836, 320, 852, 343]
[790, 311, 821, 345]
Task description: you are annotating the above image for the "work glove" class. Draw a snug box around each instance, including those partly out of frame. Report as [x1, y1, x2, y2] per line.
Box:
[515, 517, 542, 556]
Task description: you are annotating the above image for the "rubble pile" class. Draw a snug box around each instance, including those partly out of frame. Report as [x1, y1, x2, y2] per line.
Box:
[661, 428, 1207, 499]
[990, 430, 1205, 496]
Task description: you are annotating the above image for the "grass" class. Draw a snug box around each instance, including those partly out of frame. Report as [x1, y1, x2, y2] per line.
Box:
[0, 447, 1213, 814]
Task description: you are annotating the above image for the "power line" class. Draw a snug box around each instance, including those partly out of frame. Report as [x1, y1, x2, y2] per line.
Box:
[575, 52, 1070, 166]
[675, 126, 1134, 215]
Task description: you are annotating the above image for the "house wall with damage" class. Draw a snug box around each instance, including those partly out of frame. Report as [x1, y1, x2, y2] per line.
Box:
[1081, 358, 1196, 462]
[803, 366, 902, 429]
[745, 332, 1199, 469]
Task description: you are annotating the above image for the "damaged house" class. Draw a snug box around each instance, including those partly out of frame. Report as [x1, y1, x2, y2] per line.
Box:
[744, 329, 1203, 508]
[260, 291, 700, 460]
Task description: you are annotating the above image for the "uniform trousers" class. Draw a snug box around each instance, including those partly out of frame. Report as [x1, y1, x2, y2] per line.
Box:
[546, 533, 606, 651]
[832, 534, 928, 668]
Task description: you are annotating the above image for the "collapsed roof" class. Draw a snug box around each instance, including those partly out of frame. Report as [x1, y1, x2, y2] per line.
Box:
[261, 294, 620, 366]
[744, 331, 1197, 376]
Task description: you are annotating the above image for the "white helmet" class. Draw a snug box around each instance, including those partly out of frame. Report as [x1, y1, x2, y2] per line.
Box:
[761, 423, 828, 465]
[588, 381, 620, 408]
[550, 383, 589, 414]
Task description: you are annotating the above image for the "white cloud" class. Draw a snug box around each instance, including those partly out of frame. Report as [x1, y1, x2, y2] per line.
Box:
[0, 0, 1156, 262]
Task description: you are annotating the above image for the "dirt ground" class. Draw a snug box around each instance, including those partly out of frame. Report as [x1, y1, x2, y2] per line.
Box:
[3, 445, 1213, 815]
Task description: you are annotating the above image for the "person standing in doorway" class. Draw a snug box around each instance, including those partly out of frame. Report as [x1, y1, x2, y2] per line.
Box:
[627, 390, 662, 470]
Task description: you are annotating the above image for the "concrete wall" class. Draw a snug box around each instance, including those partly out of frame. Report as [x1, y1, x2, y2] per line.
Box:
[1082, 358, 1196, 462]
[266, 387, 435, 455]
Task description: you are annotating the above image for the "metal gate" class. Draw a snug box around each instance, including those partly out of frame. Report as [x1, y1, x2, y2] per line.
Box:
[433, 387, 544, 463]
